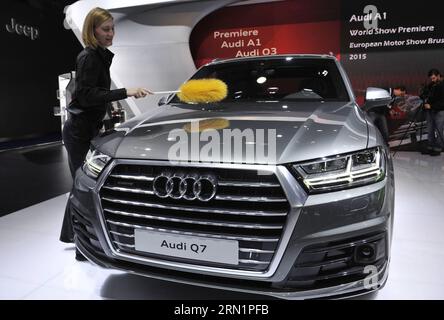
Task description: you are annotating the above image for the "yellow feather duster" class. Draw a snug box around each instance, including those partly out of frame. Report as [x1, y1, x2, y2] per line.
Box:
[153, 79, 228, 104]
[177, 79, 228, 104]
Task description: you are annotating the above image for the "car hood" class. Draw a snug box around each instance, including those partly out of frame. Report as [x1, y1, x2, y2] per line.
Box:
[99, 101, 369, 164]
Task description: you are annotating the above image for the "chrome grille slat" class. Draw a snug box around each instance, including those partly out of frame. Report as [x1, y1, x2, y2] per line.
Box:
[101, 197, 286, 217]
[109, 231, 277, 255]
[106, 220, 280, 242]
[215, 195, 287, 202]
[110, 174, 154, 181]
[114, 241, 135, 248]
[102, 185, 154, 195]
[104, 208, 283, 230]
[113, 242, 273, 265]
[110, 230, 134, 238]
[239, 248, 275, 254]
[218, 181, 280, 188]
[103, 185, 286, 203]
[109, 176, 279, 188]
[238, 259, 271, 265]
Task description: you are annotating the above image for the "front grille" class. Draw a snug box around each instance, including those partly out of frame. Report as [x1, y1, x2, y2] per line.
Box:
[98, 164, 290, 271]
[284, 232, 387, 289]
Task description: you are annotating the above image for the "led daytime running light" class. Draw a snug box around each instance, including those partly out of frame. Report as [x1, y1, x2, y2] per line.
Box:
[294, 148, 385, 193]
[83, 149, 111, 178]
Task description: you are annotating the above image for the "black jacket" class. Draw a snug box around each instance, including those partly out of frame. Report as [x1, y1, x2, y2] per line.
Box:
[427, 80, 444, 112]
[68, 46, 127, 124]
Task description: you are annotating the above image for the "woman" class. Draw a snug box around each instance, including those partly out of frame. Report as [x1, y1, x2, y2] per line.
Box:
[59, 7, 151, 258]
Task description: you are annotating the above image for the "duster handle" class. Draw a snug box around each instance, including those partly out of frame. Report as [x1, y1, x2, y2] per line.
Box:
[152, 90, 179, 95]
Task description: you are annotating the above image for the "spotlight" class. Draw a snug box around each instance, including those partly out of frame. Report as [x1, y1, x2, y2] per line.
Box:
[257, 76, 267, 84]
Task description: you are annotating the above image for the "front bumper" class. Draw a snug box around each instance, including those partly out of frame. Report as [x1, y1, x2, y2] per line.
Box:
[70, 159, 394, 300]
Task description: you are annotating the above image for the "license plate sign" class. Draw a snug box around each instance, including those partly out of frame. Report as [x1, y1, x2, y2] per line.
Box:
[134, 229, 239, 265]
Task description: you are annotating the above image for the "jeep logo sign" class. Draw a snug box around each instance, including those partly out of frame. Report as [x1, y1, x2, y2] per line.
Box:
[5, 18, 39, 40]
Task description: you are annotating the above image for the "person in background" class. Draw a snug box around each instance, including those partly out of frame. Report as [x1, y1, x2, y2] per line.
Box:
[59, 7, 153, 260]
[393, 85, 406, 98]
[422, 69, 444, 156]
[390, 85, 423, 144]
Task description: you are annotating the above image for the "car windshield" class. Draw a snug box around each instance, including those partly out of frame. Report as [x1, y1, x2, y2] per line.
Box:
[172, 57, 350, 103]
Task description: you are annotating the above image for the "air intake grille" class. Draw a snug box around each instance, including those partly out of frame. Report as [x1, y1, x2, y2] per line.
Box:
[285, 232, 387, 289]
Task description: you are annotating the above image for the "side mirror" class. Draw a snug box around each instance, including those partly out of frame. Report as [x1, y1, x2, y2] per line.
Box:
[363, 87, 392, 111]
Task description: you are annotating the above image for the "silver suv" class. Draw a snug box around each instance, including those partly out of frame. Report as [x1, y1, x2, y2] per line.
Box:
[70, 55, 394, 299]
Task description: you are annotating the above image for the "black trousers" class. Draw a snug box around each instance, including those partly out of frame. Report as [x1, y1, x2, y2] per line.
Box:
[60, 114, 101, 243]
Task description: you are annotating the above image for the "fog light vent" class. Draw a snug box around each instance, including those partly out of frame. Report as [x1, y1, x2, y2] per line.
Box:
[354, 243, 377, 264]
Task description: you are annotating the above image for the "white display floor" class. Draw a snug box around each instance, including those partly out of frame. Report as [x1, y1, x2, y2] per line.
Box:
[1, 151, 444, 300]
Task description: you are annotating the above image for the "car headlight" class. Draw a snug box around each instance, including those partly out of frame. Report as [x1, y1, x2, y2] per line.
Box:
[83, 148, 111, 179]
[291, 147, 386, 194]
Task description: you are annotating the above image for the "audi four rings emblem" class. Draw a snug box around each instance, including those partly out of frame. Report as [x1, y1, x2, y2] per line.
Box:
[153, 172, 218, 202]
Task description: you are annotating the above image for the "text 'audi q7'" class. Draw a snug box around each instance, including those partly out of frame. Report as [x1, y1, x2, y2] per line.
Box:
[70, 54, 394, 299]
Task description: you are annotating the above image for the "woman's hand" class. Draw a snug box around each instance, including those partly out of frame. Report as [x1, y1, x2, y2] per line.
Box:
[127, 88, 153, 99]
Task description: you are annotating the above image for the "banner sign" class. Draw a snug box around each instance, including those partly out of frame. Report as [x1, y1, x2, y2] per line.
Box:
[190, 0, 444, 145]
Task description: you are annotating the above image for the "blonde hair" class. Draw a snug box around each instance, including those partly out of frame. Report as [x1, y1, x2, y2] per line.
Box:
[82, 7, 113, 49]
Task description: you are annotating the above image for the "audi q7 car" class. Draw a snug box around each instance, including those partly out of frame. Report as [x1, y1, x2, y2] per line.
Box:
[69, 54, 394, 299]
